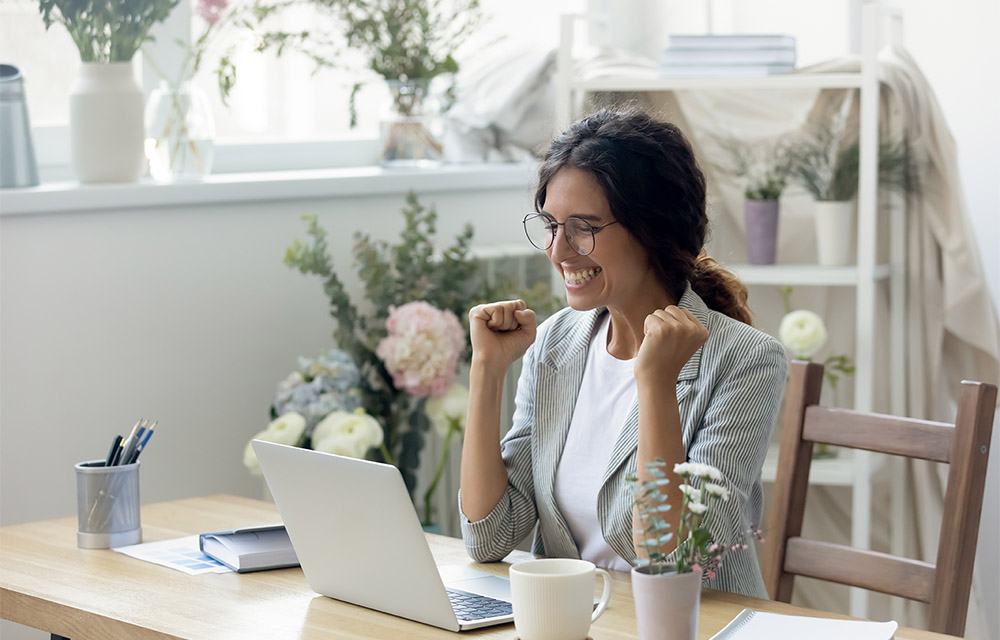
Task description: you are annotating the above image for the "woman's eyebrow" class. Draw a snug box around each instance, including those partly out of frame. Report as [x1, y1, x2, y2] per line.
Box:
[540, 210, 605, 223]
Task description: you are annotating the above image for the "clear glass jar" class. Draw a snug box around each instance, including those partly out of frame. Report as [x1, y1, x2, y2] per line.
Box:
[144, 81, 216, 181]
[379, 79, 443, 167]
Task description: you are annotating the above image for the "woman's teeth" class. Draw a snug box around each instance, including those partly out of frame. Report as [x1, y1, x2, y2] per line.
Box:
[564, 267, 602, 285]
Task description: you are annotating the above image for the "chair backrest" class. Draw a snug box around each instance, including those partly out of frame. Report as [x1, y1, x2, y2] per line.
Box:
[762, 361, 997, 637]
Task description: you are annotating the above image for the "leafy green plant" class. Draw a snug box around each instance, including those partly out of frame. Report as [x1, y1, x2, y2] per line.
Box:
[630, 458, 760, 577]
[39, 0, 180, 62]
[791, 123, 919, 202]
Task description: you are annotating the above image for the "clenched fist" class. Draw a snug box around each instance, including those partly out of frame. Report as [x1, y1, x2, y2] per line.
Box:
[635, 306, 708, 384]
[469, 299, 537, 375]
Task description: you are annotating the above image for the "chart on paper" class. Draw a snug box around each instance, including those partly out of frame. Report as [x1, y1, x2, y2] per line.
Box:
[113, 535, 233, 574]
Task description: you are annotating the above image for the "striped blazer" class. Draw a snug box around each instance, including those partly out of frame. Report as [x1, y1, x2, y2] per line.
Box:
[459, 285, 788, 598]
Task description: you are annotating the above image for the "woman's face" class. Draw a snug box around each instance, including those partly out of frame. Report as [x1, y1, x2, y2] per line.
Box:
[543, 167, 656, 312]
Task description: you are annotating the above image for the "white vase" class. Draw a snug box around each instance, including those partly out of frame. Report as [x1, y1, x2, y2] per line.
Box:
[69, 62, 146, 183]
[631, 566, 701, 640]
[814, 200, 855, 266]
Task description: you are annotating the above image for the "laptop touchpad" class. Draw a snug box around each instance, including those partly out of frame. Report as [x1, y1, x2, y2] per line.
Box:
[439, 566, 512, 601]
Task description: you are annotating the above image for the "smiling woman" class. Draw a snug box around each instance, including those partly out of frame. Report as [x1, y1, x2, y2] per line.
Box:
[458, 108, 788, 598]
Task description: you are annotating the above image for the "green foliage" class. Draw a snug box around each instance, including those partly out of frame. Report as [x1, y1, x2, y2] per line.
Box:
[791, 123, 920, 202]
[325, 0, 483, 83]
[39, 0, 179, 62]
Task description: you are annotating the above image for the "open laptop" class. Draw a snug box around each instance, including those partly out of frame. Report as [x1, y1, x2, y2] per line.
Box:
[252, 440, 514, 631]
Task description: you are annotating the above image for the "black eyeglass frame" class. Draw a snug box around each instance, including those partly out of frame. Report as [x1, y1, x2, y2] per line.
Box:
[522, 212, 620, 256]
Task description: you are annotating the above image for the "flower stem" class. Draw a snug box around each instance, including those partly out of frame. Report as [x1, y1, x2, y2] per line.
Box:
[421, 423, 456, 526]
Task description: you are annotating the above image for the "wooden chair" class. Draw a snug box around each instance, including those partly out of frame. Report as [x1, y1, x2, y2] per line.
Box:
[762, 361, 997, 637]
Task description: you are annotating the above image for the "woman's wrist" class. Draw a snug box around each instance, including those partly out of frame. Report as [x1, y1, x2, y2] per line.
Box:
[470, 355, 508, 386]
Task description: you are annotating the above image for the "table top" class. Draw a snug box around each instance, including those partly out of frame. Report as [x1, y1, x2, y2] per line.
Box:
[0, 495, 957, 640]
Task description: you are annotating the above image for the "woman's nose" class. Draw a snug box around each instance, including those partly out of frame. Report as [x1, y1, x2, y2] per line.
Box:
[547, 225, 576, 259]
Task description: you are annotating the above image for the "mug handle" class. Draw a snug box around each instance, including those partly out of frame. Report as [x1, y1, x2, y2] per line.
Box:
[591, 568, 612, 622]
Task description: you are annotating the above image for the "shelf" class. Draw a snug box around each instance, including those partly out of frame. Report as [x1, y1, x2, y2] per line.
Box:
[571, 72, 866, 93]
[728, 264, 891, 286]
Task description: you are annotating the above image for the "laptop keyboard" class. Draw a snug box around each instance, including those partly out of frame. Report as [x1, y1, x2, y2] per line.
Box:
[447, 588, 513, 621]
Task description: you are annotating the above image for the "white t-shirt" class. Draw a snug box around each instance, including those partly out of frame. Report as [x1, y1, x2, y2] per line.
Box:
[553, 314, 636, 572]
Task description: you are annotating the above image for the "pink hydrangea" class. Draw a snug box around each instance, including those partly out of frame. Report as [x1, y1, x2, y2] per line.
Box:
[376, 301, 464, 398]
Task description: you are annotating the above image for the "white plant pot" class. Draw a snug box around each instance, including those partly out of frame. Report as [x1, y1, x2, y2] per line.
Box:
[632, 566, 701, 640]
[69, 62, 146, 183]
[814, 200, 855, 266]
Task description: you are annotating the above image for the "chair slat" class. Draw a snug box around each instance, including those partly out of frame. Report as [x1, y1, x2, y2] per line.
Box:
[783, 537, 935, 603]
[802, 406, 954, 462]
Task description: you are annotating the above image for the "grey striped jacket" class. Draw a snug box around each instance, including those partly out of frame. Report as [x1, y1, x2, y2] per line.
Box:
[459, 285, 788, 598]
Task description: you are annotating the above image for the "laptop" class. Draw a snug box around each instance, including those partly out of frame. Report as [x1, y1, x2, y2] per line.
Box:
[252, 440, 515, 631]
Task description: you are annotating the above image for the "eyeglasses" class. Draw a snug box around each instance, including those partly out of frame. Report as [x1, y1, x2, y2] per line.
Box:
[522, 213, 620, 256]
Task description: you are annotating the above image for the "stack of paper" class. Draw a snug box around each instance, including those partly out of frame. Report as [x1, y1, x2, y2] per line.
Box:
[710, 609, 898, 639]
[659, 34, 796, 77]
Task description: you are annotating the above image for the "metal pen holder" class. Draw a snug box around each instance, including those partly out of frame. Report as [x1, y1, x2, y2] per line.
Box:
[75, 459, 142, 549]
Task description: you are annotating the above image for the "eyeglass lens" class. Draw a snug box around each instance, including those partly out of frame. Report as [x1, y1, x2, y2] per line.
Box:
[523, 214, 595, 256]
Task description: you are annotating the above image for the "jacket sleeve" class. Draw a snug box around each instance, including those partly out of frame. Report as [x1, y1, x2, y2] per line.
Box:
[458, 337, 541, 563]
[681, 335, 788, 597]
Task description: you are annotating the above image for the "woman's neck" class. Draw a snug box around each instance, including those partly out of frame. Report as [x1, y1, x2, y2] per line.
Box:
[605, 277, 677, 360]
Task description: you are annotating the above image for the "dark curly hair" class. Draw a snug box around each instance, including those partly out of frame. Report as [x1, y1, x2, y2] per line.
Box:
[535, 108, 752, 325]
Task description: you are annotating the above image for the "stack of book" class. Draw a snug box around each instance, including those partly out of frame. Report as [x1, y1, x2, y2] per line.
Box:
[659, 34, 796, 77]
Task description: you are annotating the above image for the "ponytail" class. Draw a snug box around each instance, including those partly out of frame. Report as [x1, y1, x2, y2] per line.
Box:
[690, 251, 753, 326]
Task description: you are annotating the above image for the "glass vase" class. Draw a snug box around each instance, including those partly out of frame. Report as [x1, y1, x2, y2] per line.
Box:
[379, 79, 442, 167]
[144, 81, 215, 181]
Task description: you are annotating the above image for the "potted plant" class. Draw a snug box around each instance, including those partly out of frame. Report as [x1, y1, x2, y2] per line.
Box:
[713, 136, 794, 265]
[791, 120, 918, 266]
[629, 459, 762, 640]
[39, 0, 179, 183]
[310, 0, 486, 165]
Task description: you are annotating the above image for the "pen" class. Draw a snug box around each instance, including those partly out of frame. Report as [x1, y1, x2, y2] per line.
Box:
[129, 421, 157, 464]
[116, 419, 143, 466]
[104, 434, 123, 466]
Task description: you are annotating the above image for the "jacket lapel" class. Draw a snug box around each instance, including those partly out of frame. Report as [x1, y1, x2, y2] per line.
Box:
[534, 308, 603, 558]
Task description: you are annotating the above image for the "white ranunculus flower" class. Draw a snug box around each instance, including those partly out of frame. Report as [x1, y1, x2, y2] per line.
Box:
[243, 427, 296, 476]
[312, 409, 384, 456]
[265, 412, 307, 446]
[779, 309, 828, 359]
[687, 501, 708, 515]
[312, 432, 368, 459]
[678, 484, 700, 499]
[425, 383, 470, 437]
[673, 462, 723, 481]
[705, 482, 730, 502]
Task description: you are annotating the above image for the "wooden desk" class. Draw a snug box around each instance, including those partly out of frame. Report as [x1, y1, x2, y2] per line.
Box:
[1, 495, 957, 640]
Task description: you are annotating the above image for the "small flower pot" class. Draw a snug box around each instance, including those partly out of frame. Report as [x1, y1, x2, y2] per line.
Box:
[744, 199, 780, 265]
[814, 200, 855, 266]
[631, 565, 701, 640]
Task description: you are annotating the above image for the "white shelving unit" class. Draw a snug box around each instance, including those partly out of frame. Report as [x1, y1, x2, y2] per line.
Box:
[556, 4, 908, 619]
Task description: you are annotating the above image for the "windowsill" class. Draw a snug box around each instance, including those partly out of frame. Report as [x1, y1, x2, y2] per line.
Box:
[0, 162, 539, 217]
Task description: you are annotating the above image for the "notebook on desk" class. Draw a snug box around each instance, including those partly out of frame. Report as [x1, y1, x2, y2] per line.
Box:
[710, 609, 899, 639]
[252, 440, 514, 632]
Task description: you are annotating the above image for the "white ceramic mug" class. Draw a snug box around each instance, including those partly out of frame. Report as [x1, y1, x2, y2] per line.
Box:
[509, 558, 612, 640]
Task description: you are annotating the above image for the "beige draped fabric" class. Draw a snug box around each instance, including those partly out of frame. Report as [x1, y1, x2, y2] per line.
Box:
[624, 49, 1000, 637]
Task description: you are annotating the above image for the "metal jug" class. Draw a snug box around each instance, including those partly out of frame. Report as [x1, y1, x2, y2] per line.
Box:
[1, 63, 40, 188]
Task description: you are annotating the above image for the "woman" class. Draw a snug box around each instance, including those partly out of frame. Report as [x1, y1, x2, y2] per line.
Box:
[459, 108, 787, 598]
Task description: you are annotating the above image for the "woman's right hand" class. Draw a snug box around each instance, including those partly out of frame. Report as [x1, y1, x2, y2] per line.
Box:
[469, 299, 537, 374]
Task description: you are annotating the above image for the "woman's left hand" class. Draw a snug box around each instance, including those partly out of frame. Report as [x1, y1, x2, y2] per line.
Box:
[635, 306, 708, 384]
